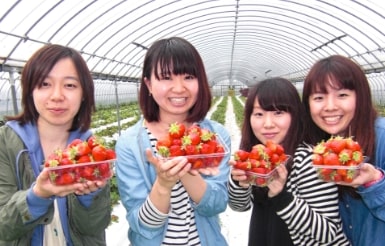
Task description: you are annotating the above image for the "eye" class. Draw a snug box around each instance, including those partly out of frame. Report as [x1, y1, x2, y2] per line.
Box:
[252, 110, 264, 117]
[65, 83, 78, 89]
[339, 93, 348, 98]
[185, 74, 196, 80]
[311, 94, 324, 101]
[273, 110, 285, 116]
[40, 81, 50, 87]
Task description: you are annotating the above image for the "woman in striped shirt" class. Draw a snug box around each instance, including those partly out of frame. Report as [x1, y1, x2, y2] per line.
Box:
[115, 37, 231, 246]
[227, 78, 350, 245]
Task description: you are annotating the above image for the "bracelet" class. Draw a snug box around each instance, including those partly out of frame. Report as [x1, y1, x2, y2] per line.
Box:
[363, 169, 384, 188]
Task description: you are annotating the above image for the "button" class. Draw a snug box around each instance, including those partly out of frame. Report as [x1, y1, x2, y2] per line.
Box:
[349, 225, 352, 229]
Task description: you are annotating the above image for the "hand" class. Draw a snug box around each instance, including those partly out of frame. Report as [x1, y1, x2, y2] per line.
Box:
[74, 179, 108, 196]
[189, 166, 220, 176]
[267, 164, 288, 197]
[229, 160, 250, 188]
[34, 169, 86, 198]
[145, 149, 191, 189]
[337, 163, 382, 188]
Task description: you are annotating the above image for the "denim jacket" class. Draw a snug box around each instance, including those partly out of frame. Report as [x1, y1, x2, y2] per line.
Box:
[339, 117, 385, 245]
[115, 117, 231, 246]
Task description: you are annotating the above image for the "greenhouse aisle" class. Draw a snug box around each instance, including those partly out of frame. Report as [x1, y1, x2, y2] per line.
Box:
[105, 96, 251, 246]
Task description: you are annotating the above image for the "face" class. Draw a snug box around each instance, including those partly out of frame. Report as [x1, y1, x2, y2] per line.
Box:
[145, 65, 199, 121]
[250, 98, 291, 145]
[33, 58, 83, 129]
[309, 81, 356, 136]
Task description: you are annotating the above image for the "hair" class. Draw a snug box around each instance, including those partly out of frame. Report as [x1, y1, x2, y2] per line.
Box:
[302, 55, 378, 198]
[139, 37, 212, 123]
[240, 77, 304, 171]
[6, 44, 95, 132]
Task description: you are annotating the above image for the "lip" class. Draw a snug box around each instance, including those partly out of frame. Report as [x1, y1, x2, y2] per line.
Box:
[262, 133, 277, 139]
[48, 108, 66, 114]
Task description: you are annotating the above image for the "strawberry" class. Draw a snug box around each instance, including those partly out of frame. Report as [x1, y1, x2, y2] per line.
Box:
[234, 150, 249, 162]
[92, 145, 107, 161]
[200, 129, 215, 142]
[73, 141, 91, 158]
[168, 122, 185, 139]
[97, 162, 112, 178]
[200, 142, 216, 155]
[81, 166, 97, 181]
[77, 155, 91, 164]
[156, 136, 172, 150]
[87, 135, 104, 149]
[105, 148, 117, 160]
[184, 144, 200, 155]
[312, 153, 324, 165]
[169, 145, 185, 157]
[54, 172, 75, 185]
[182, 132, 201, 146]
[326, 136, 347, 154]
[191, 158, 204, 169]
[338, 149, 353, 164]
[323, 152, 340, 166]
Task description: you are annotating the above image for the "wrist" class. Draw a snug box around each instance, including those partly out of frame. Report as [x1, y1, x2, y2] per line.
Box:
[363, 169, 384, 188]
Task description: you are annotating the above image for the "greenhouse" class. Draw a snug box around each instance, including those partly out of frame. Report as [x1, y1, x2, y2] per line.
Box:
[1, 1, 385, 245]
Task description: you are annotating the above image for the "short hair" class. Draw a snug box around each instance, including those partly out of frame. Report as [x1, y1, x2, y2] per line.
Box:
[302, 55, 377, 158]
[240, 77, 304, 160]
[6, 44, 95, 132]
[139, 37, 211, 123]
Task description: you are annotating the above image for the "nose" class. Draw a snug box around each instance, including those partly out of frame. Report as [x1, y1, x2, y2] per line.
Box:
[50, 84, 65, 101]
[172, 76, 186, 92]
[263, 113, 275, 128]
[324, 95, 337, 111]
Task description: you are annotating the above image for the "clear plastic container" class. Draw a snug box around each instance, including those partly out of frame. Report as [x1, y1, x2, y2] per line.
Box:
[46, 159, 115, 185]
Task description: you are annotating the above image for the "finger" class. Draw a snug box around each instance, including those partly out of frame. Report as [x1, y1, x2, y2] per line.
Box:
[145, 148, 158, 165]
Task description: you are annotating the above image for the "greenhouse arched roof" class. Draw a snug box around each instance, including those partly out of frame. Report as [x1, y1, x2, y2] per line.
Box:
[1, 0, 385, 86]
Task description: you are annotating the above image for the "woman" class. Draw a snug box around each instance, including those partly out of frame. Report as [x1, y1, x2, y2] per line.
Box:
[0, 44, 111, 245]
[302, 55, 385, 245]
[115, 37, 231, 246]
[228, 78, 350, 245]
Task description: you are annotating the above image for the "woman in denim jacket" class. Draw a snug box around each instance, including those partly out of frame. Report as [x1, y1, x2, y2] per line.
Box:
[302, 55, 385, 245]
[115, 37, 231, 246]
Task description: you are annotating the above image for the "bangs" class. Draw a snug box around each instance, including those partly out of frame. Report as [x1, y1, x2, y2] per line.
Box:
[309, 61, 356, 94]
[257, 87, 291, 112]
[153, 42, 198, 79]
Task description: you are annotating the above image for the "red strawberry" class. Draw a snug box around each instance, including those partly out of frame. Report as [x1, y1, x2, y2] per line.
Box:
[105, 149, 117, 160]
[234, 150, 249, 162]
[92, 145, 107, 161]
[200, 142, 216, 154]
[168, 122, 185, 139]
[81, 166, 97, 181]
[169, 145, 185, 157]
[54, 172, 75, 185]
[97, 162, 112, 178]
[77, 155, 91, 164]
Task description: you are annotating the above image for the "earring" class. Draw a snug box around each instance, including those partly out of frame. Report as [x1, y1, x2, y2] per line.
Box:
[149, 91, 152, 96]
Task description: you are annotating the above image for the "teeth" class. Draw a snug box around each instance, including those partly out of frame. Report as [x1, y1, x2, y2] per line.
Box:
[324, 116, 341, 123]
[170, 98, 186, 103]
